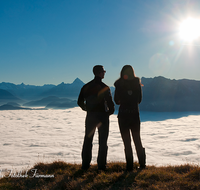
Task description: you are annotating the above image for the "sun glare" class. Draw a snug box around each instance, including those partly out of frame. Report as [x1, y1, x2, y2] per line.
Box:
[179, 17, 200, 42]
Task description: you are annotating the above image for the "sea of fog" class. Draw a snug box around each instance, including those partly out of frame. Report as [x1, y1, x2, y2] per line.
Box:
[1, 107, 200, 172]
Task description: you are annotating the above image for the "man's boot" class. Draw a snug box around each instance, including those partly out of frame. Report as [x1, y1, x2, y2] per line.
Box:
[124, 148, 133, 171]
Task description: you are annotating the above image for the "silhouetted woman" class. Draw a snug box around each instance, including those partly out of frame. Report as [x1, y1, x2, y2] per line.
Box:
[114, 65, 146, 170]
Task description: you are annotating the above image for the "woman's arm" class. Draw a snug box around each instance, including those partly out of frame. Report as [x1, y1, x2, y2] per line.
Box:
[114, 87, 121, 105]
[138, 83, 142, 104]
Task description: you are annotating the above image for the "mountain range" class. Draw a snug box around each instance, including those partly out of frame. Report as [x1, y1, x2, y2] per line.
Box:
[140, 76, 200, 111]
[0, 78, 84, 100]
[0, 78, 84, 110]
[0, 76, 200, 112]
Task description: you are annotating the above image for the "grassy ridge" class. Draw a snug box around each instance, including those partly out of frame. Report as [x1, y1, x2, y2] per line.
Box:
[0, 161, 200, 190]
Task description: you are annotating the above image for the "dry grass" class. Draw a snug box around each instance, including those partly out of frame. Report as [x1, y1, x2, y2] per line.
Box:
[0, 161, 200, 190]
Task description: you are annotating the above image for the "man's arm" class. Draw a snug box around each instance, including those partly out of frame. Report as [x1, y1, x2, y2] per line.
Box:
[106, 88, 115, 115]
[77, 87, 87, 111]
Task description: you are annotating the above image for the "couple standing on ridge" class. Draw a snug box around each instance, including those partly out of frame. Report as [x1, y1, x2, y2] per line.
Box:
[77, 65, 146, 171]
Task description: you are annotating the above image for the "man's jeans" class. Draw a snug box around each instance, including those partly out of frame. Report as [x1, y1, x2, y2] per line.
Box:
[82, 112, 109, 170]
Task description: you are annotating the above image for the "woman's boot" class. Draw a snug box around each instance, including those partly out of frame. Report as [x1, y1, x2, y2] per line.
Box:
[138, 148, 146, 169]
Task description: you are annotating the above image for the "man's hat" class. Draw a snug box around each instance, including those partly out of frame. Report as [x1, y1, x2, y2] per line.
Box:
[93, 65, 106, 75]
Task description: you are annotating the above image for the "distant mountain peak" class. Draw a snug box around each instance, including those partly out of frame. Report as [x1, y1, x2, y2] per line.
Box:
[72, 78, 84, 85]
[57, 82, 66, 87]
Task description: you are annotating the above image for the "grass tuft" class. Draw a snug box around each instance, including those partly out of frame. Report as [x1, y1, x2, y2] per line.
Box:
[1, 161, 200, 189]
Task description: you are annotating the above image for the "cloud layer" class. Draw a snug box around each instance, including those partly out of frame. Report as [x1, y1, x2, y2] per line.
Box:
[0, 108, 200, 171]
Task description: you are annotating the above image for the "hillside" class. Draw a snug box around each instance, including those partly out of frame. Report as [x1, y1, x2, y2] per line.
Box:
[0, 89, 19, 100]
[0, 104, 31, 110]
[23, 96, 77, 109]
[0, 161, 200, 190]
[0, 89, 22, 105]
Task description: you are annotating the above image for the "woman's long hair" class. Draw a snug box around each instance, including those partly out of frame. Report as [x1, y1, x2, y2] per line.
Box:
[120, 65, 136, 80]
[115, 65, 143, 86]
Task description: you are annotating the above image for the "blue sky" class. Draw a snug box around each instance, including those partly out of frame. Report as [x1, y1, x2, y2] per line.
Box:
[1, 0, 200, 86]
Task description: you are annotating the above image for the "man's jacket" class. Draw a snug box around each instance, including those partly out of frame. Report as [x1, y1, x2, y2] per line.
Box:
[77, 76, 115, 115]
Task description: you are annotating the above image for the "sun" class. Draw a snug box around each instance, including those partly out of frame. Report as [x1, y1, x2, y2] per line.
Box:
[179, 17, 200, 42]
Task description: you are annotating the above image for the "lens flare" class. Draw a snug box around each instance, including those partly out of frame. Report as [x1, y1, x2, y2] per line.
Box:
[149, 53, 171, 76]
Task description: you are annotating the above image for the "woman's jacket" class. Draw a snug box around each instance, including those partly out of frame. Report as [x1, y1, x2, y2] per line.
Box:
[114, 77, 142, 115]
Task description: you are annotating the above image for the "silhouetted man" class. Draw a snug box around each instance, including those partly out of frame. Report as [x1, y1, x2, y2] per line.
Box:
[77, 65, 115, 170]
